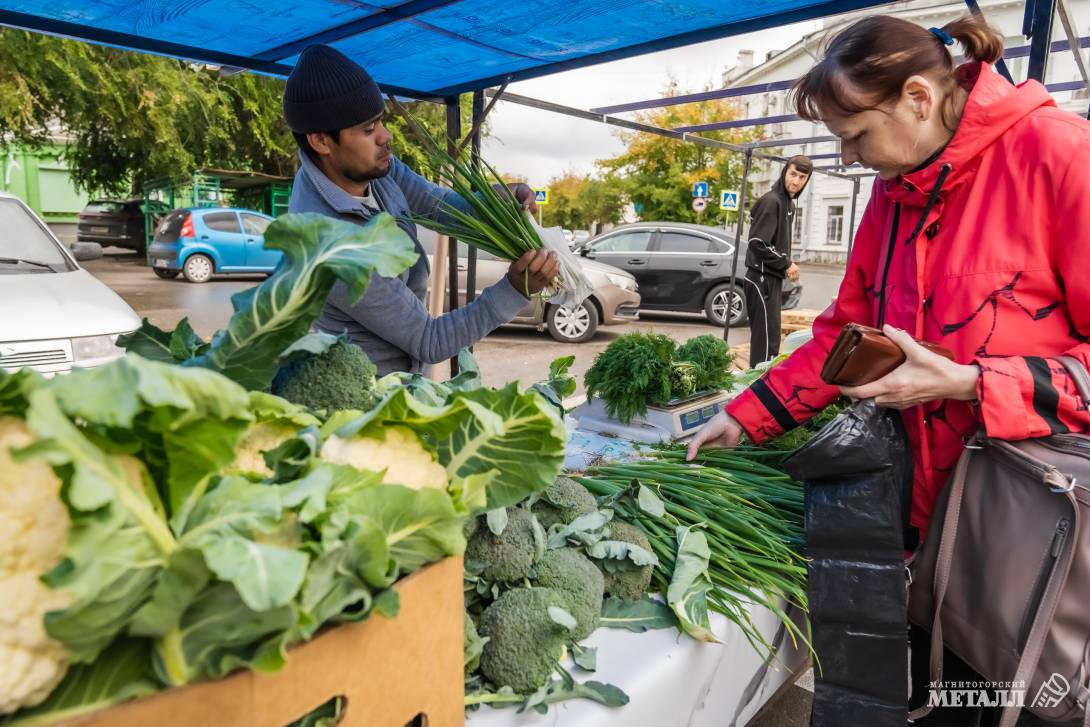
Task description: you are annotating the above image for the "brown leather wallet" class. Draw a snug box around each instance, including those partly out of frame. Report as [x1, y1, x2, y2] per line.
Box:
[820, 323, 955, 387]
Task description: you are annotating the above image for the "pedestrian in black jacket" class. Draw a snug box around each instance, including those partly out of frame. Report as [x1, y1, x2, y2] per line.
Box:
[744, 155, 812, 367]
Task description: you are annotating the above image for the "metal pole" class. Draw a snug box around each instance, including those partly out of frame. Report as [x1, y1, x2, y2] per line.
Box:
[847, 177, 860, 257]
[1056, 0, 1090, 86]
[446, 95, 462, 377]
[1027, 0, 1058, 82]
[724, 148, 754, 345]
[467, 90, 483, 307]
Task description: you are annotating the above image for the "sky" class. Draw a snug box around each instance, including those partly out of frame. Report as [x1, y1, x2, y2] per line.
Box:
[479, 19, 822, 187]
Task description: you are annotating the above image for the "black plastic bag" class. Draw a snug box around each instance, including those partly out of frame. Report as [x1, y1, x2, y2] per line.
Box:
[783, 399, 913, 727]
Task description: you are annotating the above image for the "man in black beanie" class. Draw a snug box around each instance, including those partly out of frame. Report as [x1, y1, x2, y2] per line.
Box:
[743, 154, 811, 367]
[283, 44, 559, 376]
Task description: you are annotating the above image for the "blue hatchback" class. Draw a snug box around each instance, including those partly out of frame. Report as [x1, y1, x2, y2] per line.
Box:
[147, 208, 281, 283]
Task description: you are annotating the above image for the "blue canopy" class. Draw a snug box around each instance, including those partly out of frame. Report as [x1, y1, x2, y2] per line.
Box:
[1, 0, 885, 98]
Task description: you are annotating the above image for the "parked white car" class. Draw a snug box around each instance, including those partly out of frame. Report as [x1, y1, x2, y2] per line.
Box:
[0, 192, 139, 375]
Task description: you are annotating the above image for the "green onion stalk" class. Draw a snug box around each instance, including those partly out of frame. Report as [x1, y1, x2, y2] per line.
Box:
[576, 447, 811, 660]
[388, 96, 570, 299]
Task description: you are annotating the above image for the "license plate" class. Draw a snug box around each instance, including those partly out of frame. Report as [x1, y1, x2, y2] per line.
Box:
[153, 258, 168, 268]
[89, 226, 109, 234]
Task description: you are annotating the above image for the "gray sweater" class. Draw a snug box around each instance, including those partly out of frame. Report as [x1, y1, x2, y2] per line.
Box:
[289, 152, 528, 376]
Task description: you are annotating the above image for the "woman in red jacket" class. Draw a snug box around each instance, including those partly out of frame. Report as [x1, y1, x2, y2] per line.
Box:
[688, 13, 1090, 727]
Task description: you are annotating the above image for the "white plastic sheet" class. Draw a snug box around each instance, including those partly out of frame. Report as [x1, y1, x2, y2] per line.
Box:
[466, 604, 806, 727]
[530, 217, 595, 310]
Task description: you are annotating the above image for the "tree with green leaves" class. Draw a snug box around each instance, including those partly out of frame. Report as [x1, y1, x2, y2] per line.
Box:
[598, 80, 760, 224]
[540, 172, 626, 231]
[0, 27, 478, 196]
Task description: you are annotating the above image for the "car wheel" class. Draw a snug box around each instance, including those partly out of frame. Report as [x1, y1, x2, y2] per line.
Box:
[546, 301, 599, 343]
[182, 254, 214, 284]
[705, 284, 747, 327]
[153, 268, 180, 280]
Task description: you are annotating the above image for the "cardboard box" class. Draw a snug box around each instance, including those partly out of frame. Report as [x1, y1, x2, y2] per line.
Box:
[57, 556, 464, 727]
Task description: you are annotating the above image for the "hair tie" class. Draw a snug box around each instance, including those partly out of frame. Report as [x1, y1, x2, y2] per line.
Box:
[930, 27, 955, 46]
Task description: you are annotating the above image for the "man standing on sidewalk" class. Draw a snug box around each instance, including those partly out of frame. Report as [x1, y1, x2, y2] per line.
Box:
[743, 155, 811, 367]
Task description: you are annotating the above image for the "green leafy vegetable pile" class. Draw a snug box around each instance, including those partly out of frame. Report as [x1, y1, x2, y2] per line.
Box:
[0, 211, 568, 724]
[0, 351, 565, 724]
[584, 333, 736, 423]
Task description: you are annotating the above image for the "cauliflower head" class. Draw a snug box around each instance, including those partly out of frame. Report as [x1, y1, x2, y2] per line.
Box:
[319, 426, 447, 490]
[225, 421, 300, 478]
[0, 416, 74, 714]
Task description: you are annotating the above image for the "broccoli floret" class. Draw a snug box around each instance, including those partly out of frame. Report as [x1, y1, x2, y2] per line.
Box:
[465, 507, 544, 583]
[599, 521, 655, 601]
[271, 340, 378, 414]
[530, 548, 604, 640]
[478, 587, 569, 692]
[531, 477, 597, 530]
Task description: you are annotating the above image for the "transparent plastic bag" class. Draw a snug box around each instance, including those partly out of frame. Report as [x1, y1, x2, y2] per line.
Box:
[527, 217, 595, 309]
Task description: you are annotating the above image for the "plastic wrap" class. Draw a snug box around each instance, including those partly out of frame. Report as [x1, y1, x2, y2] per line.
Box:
[528, 218, 595, 310]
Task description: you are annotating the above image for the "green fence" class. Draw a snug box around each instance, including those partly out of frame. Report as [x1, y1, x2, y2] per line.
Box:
[142, 169, 292, 244]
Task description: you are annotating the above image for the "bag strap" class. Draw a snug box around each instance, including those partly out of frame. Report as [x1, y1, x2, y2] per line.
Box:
[1057, 355, 1090, 405]
[907, 448, 972, 722]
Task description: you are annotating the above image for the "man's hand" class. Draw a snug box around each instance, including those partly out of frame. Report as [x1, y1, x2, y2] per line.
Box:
[786, 262, 801, 282]
[492, 182, 538, 213]
[507, 250, 560, 297]
[839, 325, 980, 409]
[686, 410, 744, 460]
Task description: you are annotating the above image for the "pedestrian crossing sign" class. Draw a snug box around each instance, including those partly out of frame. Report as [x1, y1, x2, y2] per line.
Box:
[533, 189, 549, 205]
[721, 190, 740, 211]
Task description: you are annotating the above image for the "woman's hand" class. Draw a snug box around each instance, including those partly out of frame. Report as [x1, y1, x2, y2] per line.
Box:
[686, 410, 744, 460]
[840, 325, 980, 409]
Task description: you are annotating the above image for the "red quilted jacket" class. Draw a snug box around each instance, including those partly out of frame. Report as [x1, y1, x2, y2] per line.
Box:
[726, 63, 1090, 540]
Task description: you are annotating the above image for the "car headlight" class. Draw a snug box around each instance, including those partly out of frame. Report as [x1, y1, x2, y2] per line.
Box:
[72, 334, 125, 362]
[605, 273, 637, 291]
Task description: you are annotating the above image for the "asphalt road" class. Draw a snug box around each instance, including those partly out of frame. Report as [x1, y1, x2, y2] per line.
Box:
[84, 249, 845, 393]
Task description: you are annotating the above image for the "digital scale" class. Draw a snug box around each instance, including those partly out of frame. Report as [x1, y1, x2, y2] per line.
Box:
[572, 390, 733, 443]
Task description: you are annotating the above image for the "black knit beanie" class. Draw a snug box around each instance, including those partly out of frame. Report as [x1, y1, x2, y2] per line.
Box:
[283, 45, 384, 134]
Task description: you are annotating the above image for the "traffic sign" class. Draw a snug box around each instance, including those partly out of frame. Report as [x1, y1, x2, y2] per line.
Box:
[533, 188, 549, 205]
[691, 181, 709, 199]
[692, 197, 708, 213]
[720, 190, 740, 211]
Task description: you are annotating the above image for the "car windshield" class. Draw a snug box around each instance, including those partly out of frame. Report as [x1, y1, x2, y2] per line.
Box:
[84, 201, 125, 214]
[0, 198, 69, 272]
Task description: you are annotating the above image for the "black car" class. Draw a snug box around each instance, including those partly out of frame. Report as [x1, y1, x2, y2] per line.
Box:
[578, 221, 802, 327]
[77, 198, 170, 254]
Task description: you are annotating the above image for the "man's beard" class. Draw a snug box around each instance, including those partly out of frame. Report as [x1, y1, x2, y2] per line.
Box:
[343, 162, 391, 184]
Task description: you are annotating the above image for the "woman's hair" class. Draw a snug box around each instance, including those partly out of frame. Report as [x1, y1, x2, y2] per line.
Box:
[793, 15, 1005, 126]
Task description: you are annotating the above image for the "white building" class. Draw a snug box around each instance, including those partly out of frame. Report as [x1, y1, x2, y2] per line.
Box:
[724, 0, 1090, 263]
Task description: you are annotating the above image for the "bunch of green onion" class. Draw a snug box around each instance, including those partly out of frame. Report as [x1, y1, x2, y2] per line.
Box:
[389, 98, 563, 297]
[577, 446, 810, 658]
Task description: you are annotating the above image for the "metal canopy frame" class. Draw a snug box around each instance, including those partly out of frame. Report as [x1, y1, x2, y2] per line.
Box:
[475, 89, 865, 346]
[586, 36, 1089, 120]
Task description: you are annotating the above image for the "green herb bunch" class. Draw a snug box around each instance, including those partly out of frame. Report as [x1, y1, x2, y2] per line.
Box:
[584, 334, 736, 423]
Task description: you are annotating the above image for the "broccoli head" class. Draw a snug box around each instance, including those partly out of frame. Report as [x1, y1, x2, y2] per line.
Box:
[599, 520, 655, 601]
[465, 507, 544, 583]
[530, 548, 604, 640]
[531, 477, 597, 530]
[271, 340, 378, 414]
[478, 587, 569, 692]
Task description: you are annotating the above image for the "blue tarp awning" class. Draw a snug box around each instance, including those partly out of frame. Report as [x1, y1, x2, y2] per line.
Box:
[1, 0, 887, 98]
